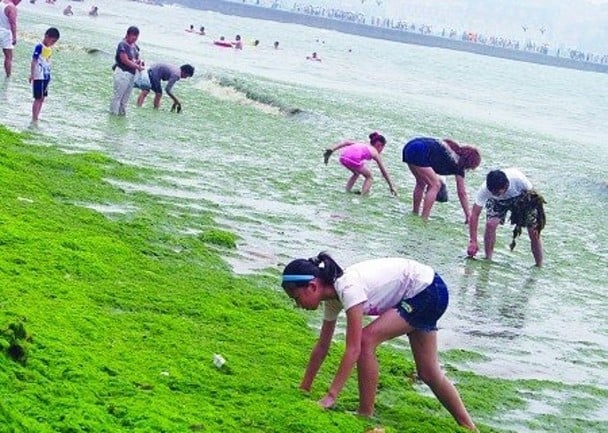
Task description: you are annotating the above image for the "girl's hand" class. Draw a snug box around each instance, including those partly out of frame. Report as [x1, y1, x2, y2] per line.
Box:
[323, 149, 333, 164]
[318, 393, 336, 409]
[390, 187, 398, 197]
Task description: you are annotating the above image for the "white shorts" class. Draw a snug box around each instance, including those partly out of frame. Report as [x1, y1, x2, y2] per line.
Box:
[0, 28, 13, 50]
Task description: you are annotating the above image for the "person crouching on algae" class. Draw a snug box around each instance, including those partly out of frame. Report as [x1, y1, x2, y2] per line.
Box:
[281, 252, 478, 431]
[467, 168, 546, 267]
[323, 132, 397, 196]
[402, 137, 481, 222]
[136, 63, 194, 112]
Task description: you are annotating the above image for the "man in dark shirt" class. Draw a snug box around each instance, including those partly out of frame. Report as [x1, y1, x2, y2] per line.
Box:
[109, 26, 143, 116]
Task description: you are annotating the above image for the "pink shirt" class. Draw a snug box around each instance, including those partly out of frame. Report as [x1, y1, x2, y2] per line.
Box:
[339, 143, 372, 167]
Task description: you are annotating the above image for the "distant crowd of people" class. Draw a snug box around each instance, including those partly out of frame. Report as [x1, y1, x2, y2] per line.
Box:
[233, 1, 608, 66]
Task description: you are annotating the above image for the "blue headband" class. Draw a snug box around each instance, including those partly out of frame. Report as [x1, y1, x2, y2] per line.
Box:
[282, 274, 315, 283]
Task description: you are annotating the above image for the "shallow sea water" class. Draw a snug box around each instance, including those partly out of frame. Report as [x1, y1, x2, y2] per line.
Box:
[1, 1, 607, 431]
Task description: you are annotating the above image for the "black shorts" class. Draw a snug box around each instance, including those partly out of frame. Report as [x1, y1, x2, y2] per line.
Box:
[32, 79, 50, 100]
[149, 72, 163, 94]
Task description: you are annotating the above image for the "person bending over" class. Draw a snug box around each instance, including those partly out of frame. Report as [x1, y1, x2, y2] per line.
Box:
[281, 252, 478, 432]
[402, 137, 480, 222]
[136, 63, 194, 112]
[324, 132, 397, 196]
[467, 168, 545, 266]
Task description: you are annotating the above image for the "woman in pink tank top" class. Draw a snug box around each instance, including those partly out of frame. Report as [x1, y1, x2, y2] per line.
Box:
[323, 132, 397, 196]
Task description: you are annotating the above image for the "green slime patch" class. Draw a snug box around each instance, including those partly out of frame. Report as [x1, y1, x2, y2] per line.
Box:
[0, 125, 605, 433]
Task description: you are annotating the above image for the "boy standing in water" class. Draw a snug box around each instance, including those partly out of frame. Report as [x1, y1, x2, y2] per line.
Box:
[29, 27, 59, 122]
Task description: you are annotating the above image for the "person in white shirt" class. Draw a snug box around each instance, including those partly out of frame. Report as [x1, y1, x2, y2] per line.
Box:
[467, 168, 544, 266]
[0, 0, 21, 78]
[281, 252, 478, 432]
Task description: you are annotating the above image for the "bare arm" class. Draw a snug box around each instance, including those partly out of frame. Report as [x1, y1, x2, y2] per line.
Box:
[319, 303, 364, 408]
[29, 58, 35, 83]
[467, 204, 482, 257]
[118, 52, 143, 71]
[165, 79, 180, 105]
[323, 140, 354, 164]
[331, 140, 355, 152]
[372, 154, 398, 196]
[455, 175, 470, 223]
[300, 319, 336, 391]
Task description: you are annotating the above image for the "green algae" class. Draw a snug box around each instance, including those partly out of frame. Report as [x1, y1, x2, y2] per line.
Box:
[0, 125, 605, 433]
[198, 229, 238, 249]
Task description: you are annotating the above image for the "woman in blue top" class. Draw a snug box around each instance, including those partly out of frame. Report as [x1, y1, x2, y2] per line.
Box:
[403, 137, 481, 222]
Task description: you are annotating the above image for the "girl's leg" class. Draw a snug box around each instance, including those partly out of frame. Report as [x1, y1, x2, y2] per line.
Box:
[357, 308, 412, 416]
[408, 164, 426, 215]
[358, 166, 374, 195]
[345, 170, 359, 192]
[409, 165, 441, 220]
[409, 330, 477, 431]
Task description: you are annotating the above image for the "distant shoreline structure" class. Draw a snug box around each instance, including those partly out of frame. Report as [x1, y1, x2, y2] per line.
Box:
[163, 0, 608, 75]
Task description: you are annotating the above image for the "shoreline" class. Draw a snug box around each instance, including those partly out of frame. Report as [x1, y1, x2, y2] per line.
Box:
[163, 0, 608, 74]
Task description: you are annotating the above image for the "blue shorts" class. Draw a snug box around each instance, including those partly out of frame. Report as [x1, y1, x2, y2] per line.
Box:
[395, 273, 449, 331]
[402, 138, 434, 166]
[32, 79, 50, 100]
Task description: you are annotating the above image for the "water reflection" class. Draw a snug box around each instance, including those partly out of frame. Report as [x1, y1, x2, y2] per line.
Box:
[457, 259, 539, 338]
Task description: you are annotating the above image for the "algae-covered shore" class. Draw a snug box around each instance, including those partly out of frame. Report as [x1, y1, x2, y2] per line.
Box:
[1, 126, 606, 433]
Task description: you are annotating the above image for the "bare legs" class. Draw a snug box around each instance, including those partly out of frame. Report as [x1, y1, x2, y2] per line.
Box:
[153, 92, 162, 109]
[528, 227, 543, 267]
[357, 309, 477, 431]
[409, 332, 477, 430]
[3, 49, 12, 78]
[484, 218, 543, 266]
[483, 217, 500, 260]
[32, 97, 44, 122]
[137, 91, 163, 109]
[408, 165, 442, 221]
[345, 166, 373, 194]
[136, 89, 149, 106]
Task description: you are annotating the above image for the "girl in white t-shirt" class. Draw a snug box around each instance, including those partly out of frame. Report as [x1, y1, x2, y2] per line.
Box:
[281, 252, 477, 432]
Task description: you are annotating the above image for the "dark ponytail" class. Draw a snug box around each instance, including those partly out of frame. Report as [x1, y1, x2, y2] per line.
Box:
[369, 132, 386, 146]
[281, 251, 343, 290]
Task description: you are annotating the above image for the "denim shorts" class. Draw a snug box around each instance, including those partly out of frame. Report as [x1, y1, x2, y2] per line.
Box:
[395, 273, 449, 331]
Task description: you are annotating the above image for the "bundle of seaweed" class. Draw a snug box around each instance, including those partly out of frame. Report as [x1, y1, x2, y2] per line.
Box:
[509, 190, 546, 250]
